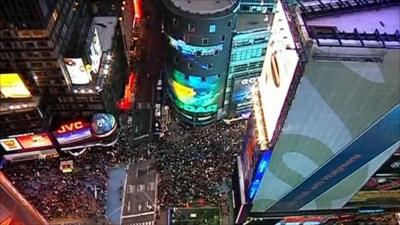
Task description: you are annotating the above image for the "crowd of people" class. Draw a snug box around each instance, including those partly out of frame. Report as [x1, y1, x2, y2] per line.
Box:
[3, 150, 112, 220]
[156, 118, 248, 209]
[1, 111, 249, 221]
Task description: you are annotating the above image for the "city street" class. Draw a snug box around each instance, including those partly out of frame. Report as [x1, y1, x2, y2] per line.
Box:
[130, 0, 167, 138]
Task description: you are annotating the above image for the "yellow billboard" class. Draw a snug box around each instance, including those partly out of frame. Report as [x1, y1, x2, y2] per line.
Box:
[0, 73, 31, 98]
[172, 80, 196, 100]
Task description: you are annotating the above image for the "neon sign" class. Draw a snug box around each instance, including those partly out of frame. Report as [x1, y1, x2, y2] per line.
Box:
[56, 121, 85, 134]
[248, 150, 272, 200]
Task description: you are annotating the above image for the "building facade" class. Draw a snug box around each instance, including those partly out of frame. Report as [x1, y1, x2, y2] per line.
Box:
[224, 14, 272, 118]
[0, 0, 128, 136]
[233, 0, 400, 223]
[161, 0, 239, 125]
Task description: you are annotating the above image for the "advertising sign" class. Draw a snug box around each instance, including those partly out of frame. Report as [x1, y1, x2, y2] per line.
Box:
[64, 58, 92, 85]
[258, 0, 299, 142]
[0, 73, 31, 98]
[0, 138, 22, 151]
[168, 35, 223, 57]
[230, 76, 258, 115]
[54, 127, 92, 145]
[261, 105, 400, 212]
[91, 113, 117, 137]
[16, 133, 53, 149]
[168, 70, 222, 114]
[89, 28, 102, 73]
[239, 119, 261, 199]
[375, 153, 400, 176]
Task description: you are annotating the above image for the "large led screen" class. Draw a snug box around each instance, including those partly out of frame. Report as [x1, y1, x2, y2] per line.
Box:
[168, 70, 223, 114]
[0, 73, 31, 98]
[16, 133, 53, 149]
[251, 29, 400, 214]
[0, 138, 22, 151]
[91, 113, 117, 137]
[54, 128, 92, 145]
[231, 76, 258, 115]
[89, 28, 102, 73]
[64, 58, 92, 85]
[258, 0, 299, 142]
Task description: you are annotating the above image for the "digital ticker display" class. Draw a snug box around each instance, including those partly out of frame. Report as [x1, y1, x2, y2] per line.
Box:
[168, 69, 223, 114]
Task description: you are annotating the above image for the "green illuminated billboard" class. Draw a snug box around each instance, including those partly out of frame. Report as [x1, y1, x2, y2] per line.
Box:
[168, 69, 223, 114]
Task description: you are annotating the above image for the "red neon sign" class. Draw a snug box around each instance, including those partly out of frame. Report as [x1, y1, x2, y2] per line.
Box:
[117, 72, 137, 111]
[133, 0, 141, 19]
[56, 121, 85, 134]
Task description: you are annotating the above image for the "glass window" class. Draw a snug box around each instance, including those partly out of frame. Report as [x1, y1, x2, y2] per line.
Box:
[188, 62, 193, 69]
[173, 18, 178, 26]
[188, 24, 195, 32]
[228, 20, 232, 27]
[209, 24, 216, 33]
[202, 38, 209, 45]
[221, 35, 226, 42]
[207, 63, 213, 70]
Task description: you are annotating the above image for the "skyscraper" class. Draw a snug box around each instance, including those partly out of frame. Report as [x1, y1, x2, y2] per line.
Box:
[233, 0, 400, 223]
[0, 0, 128, 136]
[161, 0, 240, 125]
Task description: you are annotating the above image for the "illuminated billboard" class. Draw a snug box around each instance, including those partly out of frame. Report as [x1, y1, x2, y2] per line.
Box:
[168, 36, 223, 57]
[0, 73, 31, 98]
[231, 76, 258, 115]
[16, 133, 53, 149]
[168, 70, 222, 114]
[54, 127, 92, 145]
[91, 113, 117, 137]
[250, 1, 400, 213]
[53, 120, 92, 145]
[89, 28, 102, 73]
[258, 0, 299, 142]
[64, 58, 92, 85]
[0, 138, 22, 151]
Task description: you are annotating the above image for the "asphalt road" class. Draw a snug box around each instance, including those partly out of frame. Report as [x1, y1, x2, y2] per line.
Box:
[130, 0, 166, 138]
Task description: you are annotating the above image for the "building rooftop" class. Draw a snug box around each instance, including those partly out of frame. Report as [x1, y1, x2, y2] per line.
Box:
[169, 0, 237, 14]
[305, 5, 400, 34]
[92, 16, 118, 52]
[236, 14, 272, 32]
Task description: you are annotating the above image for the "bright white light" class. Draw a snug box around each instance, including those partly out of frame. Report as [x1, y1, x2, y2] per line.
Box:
[106, 54, 112, 60]
[33, 75, 38, 80]
[22, 104, 28, 108]
[104, 69, 109, 75]
[9, 105, 14, 110]
[73, 89, 78, 93]
[80, 89, 86, 93]
[88, 89, 94, 93]
[105, 64, 110, 69]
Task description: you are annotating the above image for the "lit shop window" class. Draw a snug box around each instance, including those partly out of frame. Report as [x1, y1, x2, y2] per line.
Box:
[0, 73, 31, 98]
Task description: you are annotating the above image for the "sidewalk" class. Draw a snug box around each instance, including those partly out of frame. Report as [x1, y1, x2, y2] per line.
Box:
[105, 165, 127, 225]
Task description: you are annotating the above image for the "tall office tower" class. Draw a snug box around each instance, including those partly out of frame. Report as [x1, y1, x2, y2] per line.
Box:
[0, 0, 127, 136]
[0, 171, 48, 225]
[223, 14, 272, 118]
[233, 0, 400, 223]
[161, 0, 239, 125]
